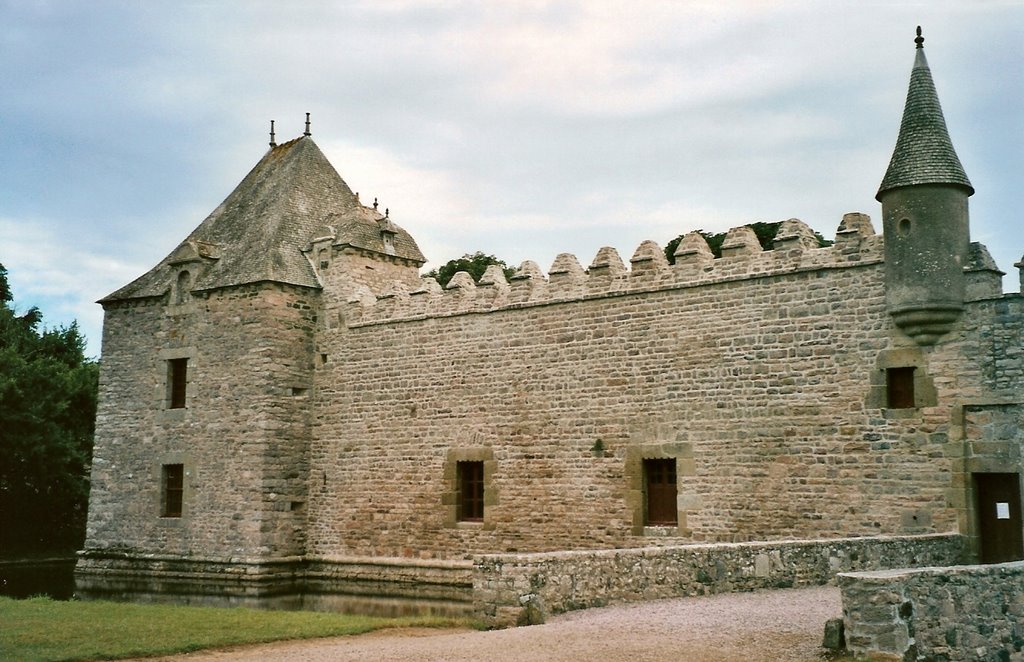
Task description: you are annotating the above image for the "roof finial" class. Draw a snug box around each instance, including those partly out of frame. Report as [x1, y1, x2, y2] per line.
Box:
[304, 112, 311, 137]
[385, 208, 389, 218]
[915, 25, 924, 49]
[269, 120, 276, 148]
[373, 197, 378, 210]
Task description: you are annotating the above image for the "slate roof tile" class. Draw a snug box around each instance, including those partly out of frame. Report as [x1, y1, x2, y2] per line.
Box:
[876, 43, 973, 200]
[101, 136, 424, 303]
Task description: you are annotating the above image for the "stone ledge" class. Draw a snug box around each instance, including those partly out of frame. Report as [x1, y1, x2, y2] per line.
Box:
[838, 558, 1024, 581]
[75, 553, 474, 617]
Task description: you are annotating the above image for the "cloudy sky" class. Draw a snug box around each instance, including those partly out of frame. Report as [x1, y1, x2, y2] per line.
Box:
[2, 1, 1021, 357]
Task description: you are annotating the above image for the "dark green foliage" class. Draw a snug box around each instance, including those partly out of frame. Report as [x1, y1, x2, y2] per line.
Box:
[423, 252, 518, 288]
[0, 264, 98, 556]
[664, 222, 833, 264]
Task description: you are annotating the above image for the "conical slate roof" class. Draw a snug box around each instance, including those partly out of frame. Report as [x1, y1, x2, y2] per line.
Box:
[876, 32, 973, 200]
[102, 135, 425, 303]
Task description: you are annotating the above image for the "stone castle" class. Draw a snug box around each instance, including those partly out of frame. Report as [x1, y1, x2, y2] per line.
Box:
[76, 32, 1024, 620]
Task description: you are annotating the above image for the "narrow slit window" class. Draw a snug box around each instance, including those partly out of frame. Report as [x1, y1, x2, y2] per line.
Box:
[168, 358, 188, 409]
[457, 461, 484, 522]
[162, 464, 184, 518]
[887, 367, 915, 409]
[644, 458, 678, 526]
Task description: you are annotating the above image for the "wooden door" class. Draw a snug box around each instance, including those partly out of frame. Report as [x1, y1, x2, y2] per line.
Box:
[644, 459, 678, 526]
[975, 473, 1024, 563]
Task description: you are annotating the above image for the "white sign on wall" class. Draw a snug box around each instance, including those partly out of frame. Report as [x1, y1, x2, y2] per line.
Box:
[996, 502, 1011, 520]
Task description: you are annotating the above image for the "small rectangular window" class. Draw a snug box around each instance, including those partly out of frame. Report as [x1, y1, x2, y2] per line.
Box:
[644, 458, 678, 526]
[887, 367, 915, 409]
[162, 464, 184, 517]
[457, 461, 484, 522]
[168, 358, 188, 409]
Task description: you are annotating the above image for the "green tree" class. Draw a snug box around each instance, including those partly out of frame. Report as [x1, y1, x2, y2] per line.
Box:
[664, 222, 833, 264]
[0, 264, 98, 555]
[423, 252, 517, 288]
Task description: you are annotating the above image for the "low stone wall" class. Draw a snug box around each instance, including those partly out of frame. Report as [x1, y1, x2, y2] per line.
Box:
[839, 561, 1024, 662]
[473, 534, 965, 628]
[78, 535, 965, 624]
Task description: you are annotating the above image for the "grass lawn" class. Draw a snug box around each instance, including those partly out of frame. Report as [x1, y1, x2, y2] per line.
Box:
[0, 596, 465, 661]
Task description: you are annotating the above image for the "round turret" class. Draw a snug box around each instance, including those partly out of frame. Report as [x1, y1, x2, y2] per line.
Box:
[877, 28, 973, 345]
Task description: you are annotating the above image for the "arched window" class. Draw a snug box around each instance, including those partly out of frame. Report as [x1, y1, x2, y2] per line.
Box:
[175, 270, 191, 304]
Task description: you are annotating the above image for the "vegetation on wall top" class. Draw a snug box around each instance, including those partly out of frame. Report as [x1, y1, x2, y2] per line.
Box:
[423, 252, 518, 288]
[664, 221, 833, 264]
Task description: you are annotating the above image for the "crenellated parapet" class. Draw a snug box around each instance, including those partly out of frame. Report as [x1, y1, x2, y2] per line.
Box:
[342, 214, 889, 327]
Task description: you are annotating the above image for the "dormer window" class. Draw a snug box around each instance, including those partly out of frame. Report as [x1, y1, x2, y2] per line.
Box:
[175, 270, 191, 305]
[377, 213, 398, 256]
[318, 248, 329, 271]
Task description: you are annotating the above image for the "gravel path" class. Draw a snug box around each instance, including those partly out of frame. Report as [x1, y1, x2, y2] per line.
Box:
[144, 586, 841, 662]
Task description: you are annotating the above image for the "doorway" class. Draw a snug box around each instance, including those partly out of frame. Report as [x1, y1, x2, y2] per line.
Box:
[974, 472, 1024, 563]
[643, 458, 678, 526]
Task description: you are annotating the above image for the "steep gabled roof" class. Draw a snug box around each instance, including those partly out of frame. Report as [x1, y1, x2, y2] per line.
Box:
[102, 136, 425, 303]
[876, 31, 973, 200]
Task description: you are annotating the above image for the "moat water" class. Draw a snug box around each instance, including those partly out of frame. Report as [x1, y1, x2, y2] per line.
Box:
[0, 558, 76, 599]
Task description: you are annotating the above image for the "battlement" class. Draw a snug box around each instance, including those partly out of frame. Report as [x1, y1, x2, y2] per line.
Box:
[342, 213, 883, 327]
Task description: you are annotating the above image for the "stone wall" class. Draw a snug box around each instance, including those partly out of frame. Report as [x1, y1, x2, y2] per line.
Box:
[319, 246, 422, 319]
[839, 561, 1024, 661]
[951, 292, 1024, 410]
[80, 209, 1023, 610]
[964, 404, 1024, 469]
[83, 282, 317, 561]
[473, 533, 965, 628]
[306, 217, 987, 559]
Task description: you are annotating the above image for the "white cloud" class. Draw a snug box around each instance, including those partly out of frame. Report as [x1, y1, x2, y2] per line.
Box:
[317, 138, 745, 271]
[0, 0, 1020, 366]
[319, 140, 478, 231]
[427, 2, 817, 116]
[0, 217, 145, 357]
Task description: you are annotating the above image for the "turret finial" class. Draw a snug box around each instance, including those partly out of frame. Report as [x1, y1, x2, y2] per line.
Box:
[269, 120, 276, 148]
[915, 26, 924, 49]
[373, 197, 379, 210]
[385, 208, 389, 218]
[304, 112, 311, 137]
